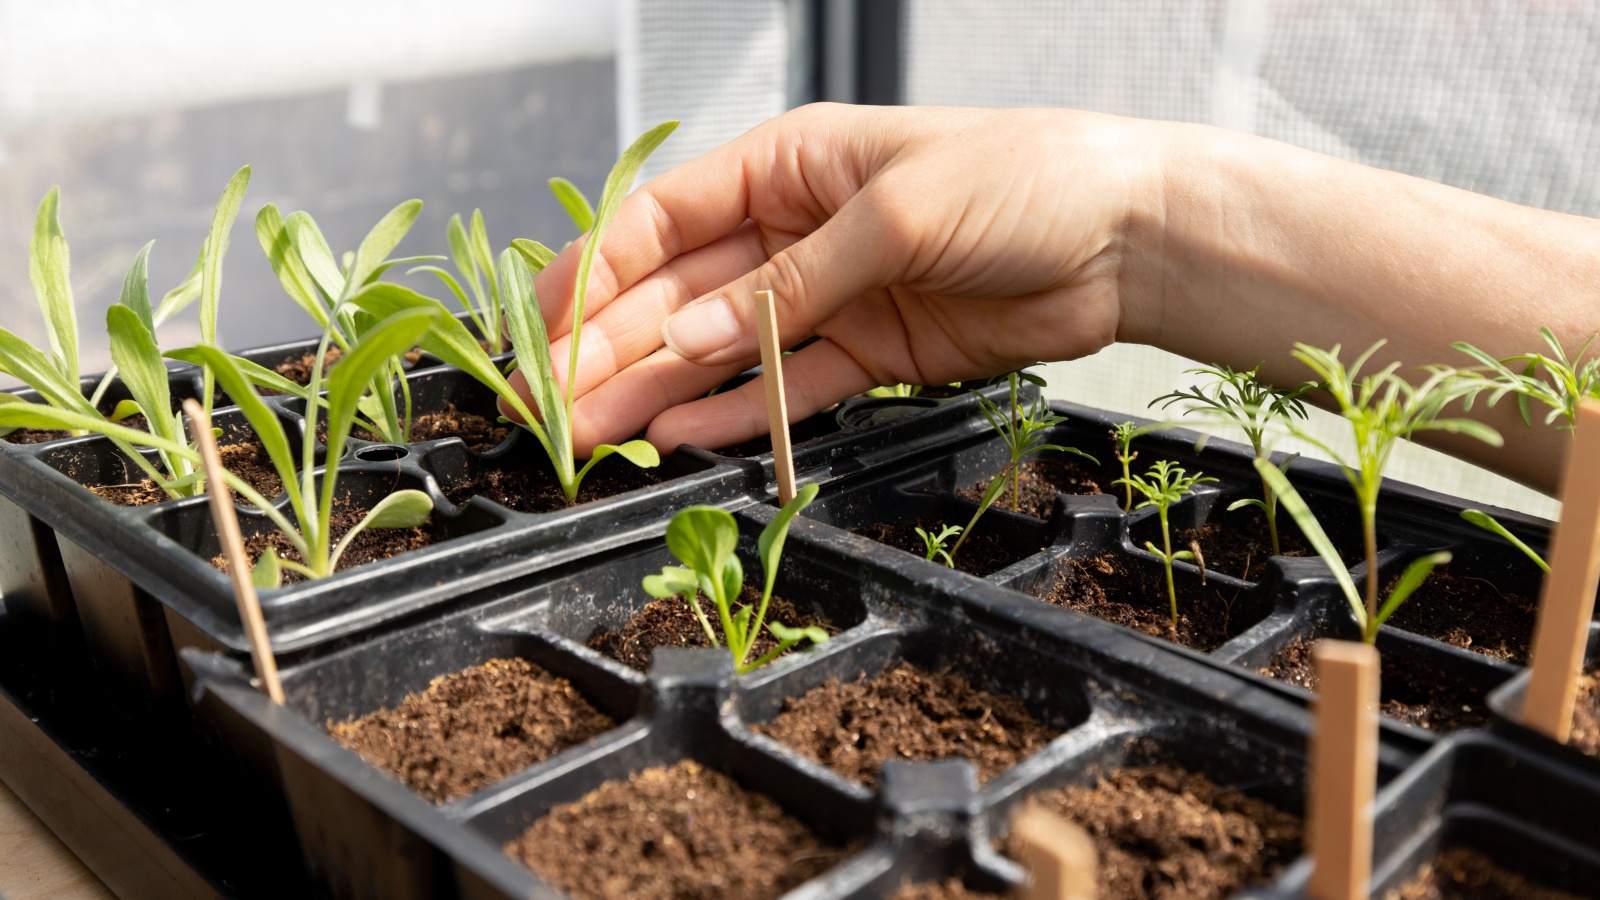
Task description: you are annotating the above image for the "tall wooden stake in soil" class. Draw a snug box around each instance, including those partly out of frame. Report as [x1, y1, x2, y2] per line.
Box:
[1011, 804, 1097, 900]
[1524, 398, 1600, 742]
[754, 289, 798, 505]
[183, 399, 285, 705]
[1308, 639, 1378, 900]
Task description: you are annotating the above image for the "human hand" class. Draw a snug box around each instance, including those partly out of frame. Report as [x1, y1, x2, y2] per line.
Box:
[507, 103, 1166, 455]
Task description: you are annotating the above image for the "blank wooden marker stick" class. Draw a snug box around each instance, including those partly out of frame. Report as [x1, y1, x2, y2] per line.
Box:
[1011, 804, 1096, 900]
[1524, 398, 1600, 742]
[1308, 640, 1378, 900]
[183, 399, 285, 705]
[754, 289, 798, 505]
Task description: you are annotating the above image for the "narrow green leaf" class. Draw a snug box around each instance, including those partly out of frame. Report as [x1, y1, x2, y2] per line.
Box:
[0, 328, 96, 415]
[1373, 552, 1452, 630]
[758, 483, 818, 602]
[29, 188, 79, 384]
[767, 621, 828, 645]
[468, 210, 496, 286]
[200, 165, 251, 346]
[351, 199, 422, 289]
[1460, 509, 1549, 573]
[323, 308, 438, 467]
[256, 204, 329, 327]
[106, 306, 177, 443]
[1254, 458, 1365, 628]
[170, 345, 300, 520]
[548, 177, 595, 232]
[165, 347, 309, 399]
[500, 248, 567, 473]
[154, 251, 204, 325]
[510, 239, 557, 275]
[288, 212, 345, 303]
[120, 241, 156, 332]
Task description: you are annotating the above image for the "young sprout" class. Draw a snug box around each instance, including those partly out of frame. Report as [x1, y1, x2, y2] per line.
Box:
[0, 169, 250, 501]
[350, 122, 678, 505]
[642, 484, 828, 673]
[1152, 363, 1312, 555]
[1257, 342, 1501, 643]
[409, 211, 507, 355]
[1110, 421, 1162, 513]
[1116, 460, 1216, 628]
[915, 524, 963, 568]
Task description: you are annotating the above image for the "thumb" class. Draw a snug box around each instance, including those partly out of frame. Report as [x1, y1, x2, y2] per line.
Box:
[658, 191, 897, 366]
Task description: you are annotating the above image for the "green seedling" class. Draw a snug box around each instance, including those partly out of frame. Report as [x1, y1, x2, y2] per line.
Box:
[1262, 342, 1500, 642]
[1110, 421, 1163, 513]
[250, 198, 438, 444]
[350, 122, 679, 505]
[642, 484, 828, 673]
[866, 384, 922, 399]
[410, 210, 507, 355]
[1459, 509, 1548, 573]
[1153, 363, 1312, 555]
[1116, 460, 1216, 627]
[0, 169, 250, 501]
[915, 524, 963, 567]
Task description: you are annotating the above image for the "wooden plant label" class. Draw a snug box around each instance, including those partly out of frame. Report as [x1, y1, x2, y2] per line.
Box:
[753, 288, 798, 505]
[1011, 804, 1097, 900]
[1308, 639, 1378, 900]
[1524, 398, 1600, 742]
[183, 399, 285, 705]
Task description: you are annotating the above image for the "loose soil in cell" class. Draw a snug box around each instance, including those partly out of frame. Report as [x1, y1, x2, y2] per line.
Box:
[328, 657, 614, 803]
[589, 588, 834, 673]
[753, 662, 1059, 787]
[856, 519, 1035, 578]
[441, 459, 660, 513]
[86, 438, 284, 507]
[1384, 568, 1538, 664]
[958, 458, 1115, 517]
[1262, 638, 1491, 731]
[343, 402, 510, 451]
[1040, 554, 1267, 653]
[1001, 766, 1302, 900]
[4, 411, 151, 446]
[214, 506, 450, 583]
[270, 348, 342, 389]
[505, 759, 849, 900]
[1568, 671, 1600, 758]
[1175, 514, 1311, 584]
[1384, 846, 1584, 900]
[890, 879, 998, 900]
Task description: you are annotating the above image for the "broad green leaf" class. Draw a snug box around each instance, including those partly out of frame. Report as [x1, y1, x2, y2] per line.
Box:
[360, 489, 433, 528]
[323, 308, 437, 468]
[120, 241, 156, 332]
[510, 239, 557, 275]
[252, 547, 283, 589]
[758, 483, 817, 601]
[351, 199, 422, 289]
[288, 212, 345, 303]
[108, 399, 143, 423]
[1460, 510, 1548, 573]
[1254, 458, 1365, 627]
[548, 177, 595, 232]
[256, 204, 329, 327]
[106, 305, 177, 443]
[664, 506, 739, 584]
[200, 166, 251, 346]
[643, 565, 699, 599]
[1373, 551, 1452, 631]
[573, 439, 660, 486]
[0, 328, 96, 415]
[29, 188, 78, 384]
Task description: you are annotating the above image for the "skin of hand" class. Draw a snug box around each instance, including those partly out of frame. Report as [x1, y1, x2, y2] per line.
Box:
[508, 102, 1600, 494]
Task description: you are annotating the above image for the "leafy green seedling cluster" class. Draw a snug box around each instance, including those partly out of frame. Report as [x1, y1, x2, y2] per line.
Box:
[642, 484, 828, 673]
[1116, 460, 1216, 627]
[1153, 363, 1311, 555]
[915, 524, 962, 568]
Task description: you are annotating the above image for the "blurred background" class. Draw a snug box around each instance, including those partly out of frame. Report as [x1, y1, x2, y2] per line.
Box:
[3, 0, 1595, 515]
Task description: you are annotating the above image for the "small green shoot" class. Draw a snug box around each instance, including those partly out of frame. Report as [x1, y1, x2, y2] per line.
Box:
[642, 484, 827, 673]
[915, 524, 963, 568]
[351, 122, 679, 504]
[409, 211, 507, 355]
[1459, 509, 1548, 573]
[1116, 460, 1216, 627]
[1110, 421, 1163, 513]
[1153, 363, 1312, 555]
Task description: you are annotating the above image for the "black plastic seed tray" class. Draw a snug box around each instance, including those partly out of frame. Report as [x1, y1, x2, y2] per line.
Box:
[1487, 624, 1600, 778]
[181, 501, 1430, 900]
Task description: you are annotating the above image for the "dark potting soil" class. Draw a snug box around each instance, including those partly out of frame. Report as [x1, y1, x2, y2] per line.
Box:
[1261, 638, 1491, 732]
[214, 507, 448, 583]
[588, 588, 834, 673]
[957, 458, 1115, 518]
[87, 437, 285, 507]
[890, 879, 999, 900]
[1040, 554, 1268, 653]
[1384, 568, 1539, 664]
[441, 458, 660, 513]
[855, 520, 1035, 578]
[270, 348, 342, 389]
[752, 662, 1058, 787]
[1176, 514, 1311, 584]
[4, 411, 151, 446]
[1383, 846, 1584, 900]
[504, 759, 850, 900]
[1568, 671, 1600, 758]
[342, 403, 510, 451]
[327, 657, 614, 804]
[1001, 766, 1301, 900]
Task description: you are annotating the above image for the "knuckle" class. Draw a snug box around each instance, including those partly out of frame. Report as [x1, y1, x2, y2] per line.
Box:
[759, 251, 811, 322]
[642, 191, 684, 261]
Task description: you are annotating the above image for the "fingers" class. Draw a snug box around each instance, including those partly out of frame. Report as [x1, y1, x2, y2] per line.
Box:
[566, 349, 746, 456]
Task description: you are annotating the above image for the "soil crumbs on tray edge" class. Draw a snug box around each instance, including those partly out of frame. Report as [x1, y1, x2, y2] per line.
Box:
[1003, 765, 1302, 900]
[753, 662, 1059, 787]
[1262, 637, 1491, 732]
[1383, 846, 1585, 900]
[588, 588, 838, 673]
[328, 657, 614, 803]
[1041, 554, 1268, 654]
[505, 759, 851, 900]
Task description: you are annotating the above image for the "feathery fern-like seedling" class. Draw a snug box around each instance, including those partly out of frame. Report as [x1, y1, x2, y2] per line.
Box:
[1116, 460, 1216, 627]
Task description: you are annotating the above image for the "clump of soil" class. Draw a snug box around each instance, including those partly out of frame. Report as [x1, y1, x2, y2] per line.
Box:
[403, 403, 509, 451]
[1384, 568, 1538, 664]
[1040, 554, 1267, 653]
[4, 427, 73, 445]
[855, 519, 1035, 578]
[1002, 766, 1302, 900]
[891, 878, 998, 900]
[1384, 846, 1584, 900]
[753, 663, 1058, 787]
[442, 460, 660, 513]
[958, 458, 1114, 517]
[588, 588, 834, 673]
[1568, 671, 1600, 758]
[1261, 638, 1491, 731]
[504, 759, 849, 900]
[87, 438, 285, 507]
[214, 507, 449, 584]
[328, 657, 614, 803]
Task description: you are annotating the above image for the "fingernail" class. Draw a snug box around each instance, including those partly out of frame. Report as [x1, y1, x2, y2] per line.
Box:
[662, 296, 739, 359]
